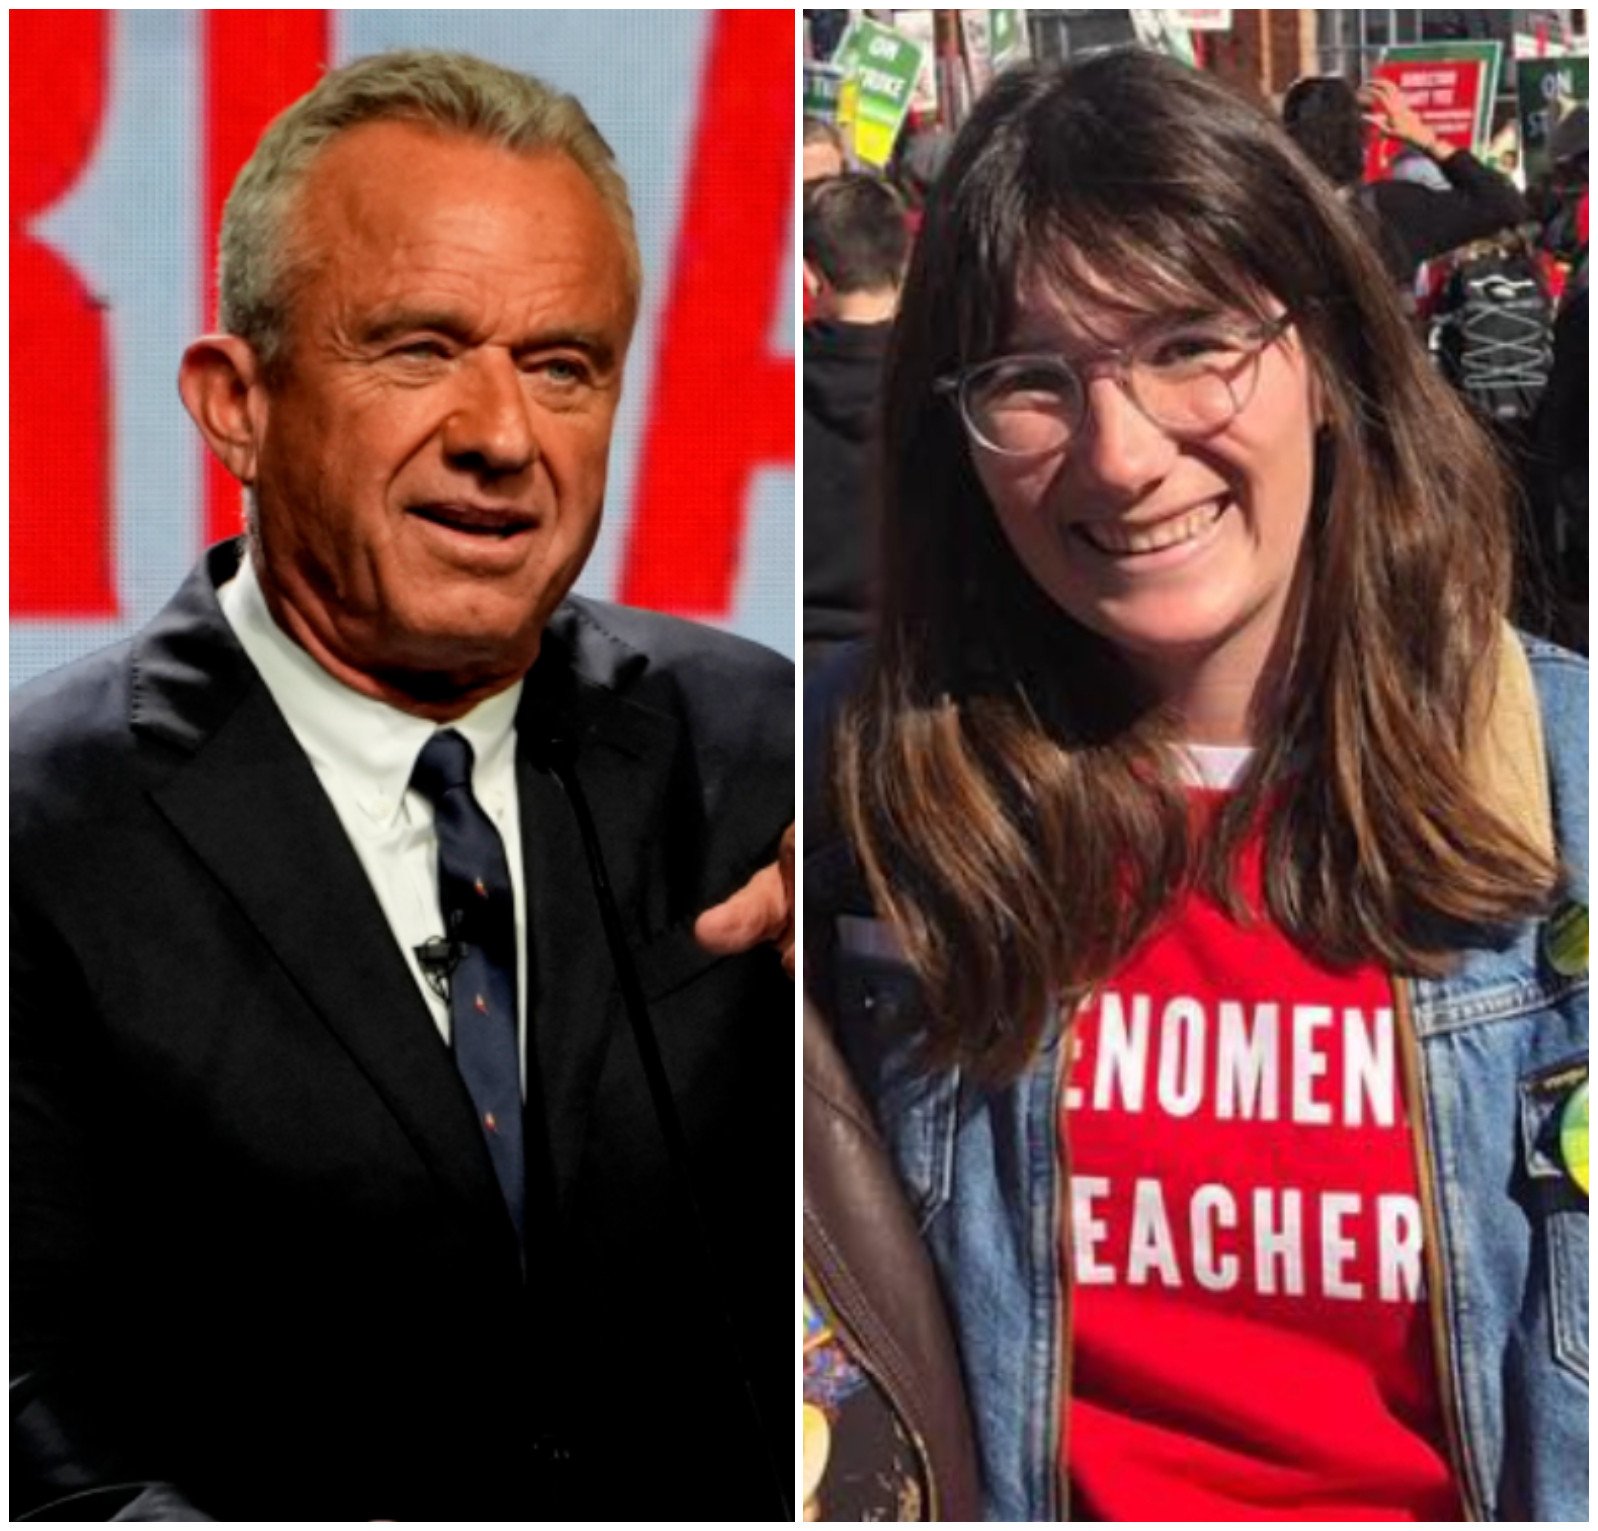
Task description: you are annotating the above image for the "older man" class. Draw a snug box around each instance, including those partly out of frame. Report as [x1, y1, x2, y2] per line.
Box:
[12, 51, 791, 1521]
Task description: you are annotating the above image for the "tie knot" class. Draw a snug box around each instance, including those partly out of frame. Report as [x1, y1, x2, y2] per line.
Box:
[411, 729, 476, 803]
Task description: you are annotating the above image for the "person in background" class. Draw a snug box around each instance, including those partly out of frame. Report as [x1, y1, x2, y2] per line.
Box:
[802, 117, 851, 323]
[1282, 73, 1529, 291]
[802, 173, 908, 671]
[808, 49, 1585, 1522]
[1285, 72, 1551, 624]
[1542, 103, 1589, 267]
[890, 123, 953, 236]
[1530, 105, 1589, 654]
[805, 115, 848, 183]
[1533, 258, 1588, 654]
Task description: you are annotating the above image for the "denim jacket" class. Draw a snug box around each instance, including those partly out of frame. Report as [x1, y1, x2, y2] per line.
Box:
[806, 639, 1587, 1521]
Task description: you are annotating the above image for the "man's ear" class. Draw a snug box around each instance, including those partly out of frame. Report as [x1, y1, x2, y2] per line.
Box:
[802, 260, 824, 300]
[177, 334, 269, 485]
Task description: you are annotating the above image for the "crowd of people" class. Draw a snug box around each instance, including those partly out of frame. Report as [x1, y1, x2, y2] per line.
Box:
[1280, 72, 1588, 651]
[804, 46, 1586, 1523]
[804, 56, 1589, 668]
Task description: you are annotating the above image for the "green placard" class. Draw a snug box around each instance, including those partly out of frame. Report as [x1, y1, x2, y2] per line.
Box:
[1517, 55, 1590, 181]
[831, 17, 926, 168]
[991, 9, 1023, 66]
[1380, 41, 1504, 155]
[804, 61, 845, 124]
[1130, 9, 1197, 66]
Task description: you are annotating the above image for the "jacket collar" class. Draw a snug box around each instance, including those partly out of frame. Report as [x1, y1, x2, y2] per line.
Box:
[131, 542, 683, 1246]
[510, 599, 684, 1214]
[1411, 630, 1582, 1034]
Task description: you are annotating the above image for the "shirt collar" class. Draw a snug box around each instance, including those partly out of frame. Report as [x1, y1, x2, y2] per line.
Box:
[217, 551, 524, 825]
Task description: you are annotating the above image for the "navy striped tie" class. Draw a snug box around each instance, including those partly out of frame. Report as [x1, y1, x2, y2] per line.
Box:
[411, 729, 525, 1241]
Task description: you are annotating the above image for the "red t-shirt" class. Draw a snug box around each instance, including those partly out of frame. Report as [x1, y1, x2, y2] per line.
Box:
[1063, 797, 1459, 1521]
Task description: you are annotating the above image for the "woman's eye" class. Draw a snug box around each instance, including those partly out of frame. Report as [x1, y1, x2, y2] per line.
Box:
[989, 362, 1071, 399]
[1148, 328, 1244, 368]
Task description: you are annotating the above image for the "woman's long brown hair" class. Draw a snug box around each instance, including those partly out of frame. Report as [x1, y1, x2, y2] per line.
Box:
[831, 52, 1560, 1082]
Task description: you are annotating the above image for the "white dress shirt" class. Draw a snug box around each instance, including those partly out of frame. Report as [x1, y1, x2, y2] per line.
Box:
[218, 556, 530, 1091]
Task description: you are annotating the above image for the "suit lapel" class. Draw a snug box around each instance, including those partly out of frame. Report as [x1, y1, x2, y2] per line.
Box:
[133, 548, 519, 1265]
[516, 622, 682, 1214]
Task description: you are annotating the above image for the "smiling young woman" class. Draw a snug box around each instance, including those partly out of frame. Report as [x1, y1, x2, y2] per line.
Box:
[806, 48, 1586, 1525]
[825, 51, 1556, 1080]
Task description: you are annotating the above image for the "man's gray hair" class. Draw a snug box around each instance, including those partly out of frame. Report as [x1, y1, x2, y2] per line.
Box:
[219, 49, 642, 369]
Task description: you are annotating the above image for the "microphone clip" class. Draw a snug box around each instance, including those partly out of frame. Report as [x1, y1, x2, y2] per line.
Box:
[414, 936, 466, 1001]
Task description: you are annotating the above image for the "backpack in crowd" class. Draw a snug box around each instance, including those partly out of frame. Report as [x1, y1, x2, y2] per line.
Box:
[1430, 236, 1556, 426]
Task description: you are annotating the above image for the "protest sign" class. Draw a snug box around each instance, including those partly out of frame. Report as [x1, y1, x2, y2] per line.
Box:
[991, 9, 1027, 65]
[1130, 10, 1197, 65]
[803, 61, 845, 124]
[890, 10, 940, 118]
[831, 16, 926, 166]
[1518, 55, 1589, 180]
[1366, 42, 1502, 179]
[961, 9, 995, 97]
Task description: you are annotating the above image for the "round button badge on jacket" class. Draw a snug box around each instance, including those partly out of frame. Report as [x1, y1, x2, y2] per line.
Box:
[1544, 901, 1588, 978]
[1560, 1079, 1588, 1196]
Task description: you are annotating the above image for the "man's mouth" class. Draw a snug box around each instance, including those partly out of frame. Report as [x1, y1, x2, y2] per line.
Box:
[1074, 500, 1227, 557]
[408, 502, 538, 540]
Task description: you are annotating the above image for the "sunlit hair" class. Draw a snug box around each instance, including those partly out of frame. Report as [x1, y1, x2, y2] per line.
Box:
[831, 50, 1559, 1081]
[219, 49, 641, 373]
[804, 115, 846, 152]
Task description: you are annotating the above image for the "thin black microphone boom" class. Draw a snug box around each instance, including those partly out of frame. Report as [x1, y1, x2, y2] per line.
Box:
[542, 731, 791, 1519]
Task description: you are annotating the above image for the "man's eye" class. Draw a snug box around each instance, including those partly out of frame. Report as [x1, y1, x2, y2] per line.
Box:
[531, 357, 593, 388]
[393, 339, 451, 361]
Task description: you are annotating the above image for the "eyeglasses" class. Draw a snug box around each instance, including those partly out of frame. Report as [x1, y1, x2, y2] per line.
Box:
[936, 313, 1293, 458]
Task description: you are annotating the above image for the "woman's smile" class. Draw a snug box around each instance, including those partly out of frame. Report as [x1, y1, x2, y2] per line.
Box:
[1069, 497, 1230, 561]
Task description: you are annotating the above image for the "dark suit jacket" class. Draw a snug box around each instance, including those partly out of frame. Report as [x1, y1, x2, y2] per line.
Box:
[11, 542, 793, 1521]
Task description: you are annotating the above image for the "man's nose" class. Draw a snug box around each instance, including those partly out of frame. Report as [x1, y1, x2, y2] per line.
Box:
[441, 351, 537, 475]
[1070, 373, 1179, 498]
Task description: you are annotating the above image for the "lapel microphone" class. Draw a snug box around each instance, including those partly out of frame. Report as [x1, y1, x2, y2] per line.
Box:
[413, 936, 465, 1001]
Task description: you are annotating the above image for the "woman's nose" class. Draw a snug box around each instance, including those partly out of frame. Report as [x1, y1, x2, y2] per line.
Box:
[1068, 372, 1180, 501]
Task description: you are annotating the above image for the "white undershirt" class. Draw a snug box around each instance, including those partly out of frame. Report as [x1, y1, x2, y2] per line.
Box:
[218, 556, 529, 1090]
[1178, 742, 1254, 790]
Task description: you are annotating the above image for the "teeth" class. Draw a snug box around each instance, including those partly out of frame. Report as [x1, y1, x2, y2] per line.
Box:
[1080, 501, 1224, 556]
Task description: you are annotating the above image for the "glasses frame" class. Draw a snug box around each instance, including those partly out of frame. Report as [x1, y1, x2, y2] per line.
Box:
[935, 312, 1295, 458]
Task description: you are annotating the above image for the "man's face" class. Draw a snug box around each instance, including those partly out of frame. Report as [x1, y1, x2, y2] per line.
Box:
[247, 120, 635, 707]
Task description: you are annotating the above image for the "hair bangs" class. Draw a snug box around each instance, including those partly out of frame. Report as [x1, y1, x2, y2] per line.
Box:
[1023, 206, 1281, 343]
